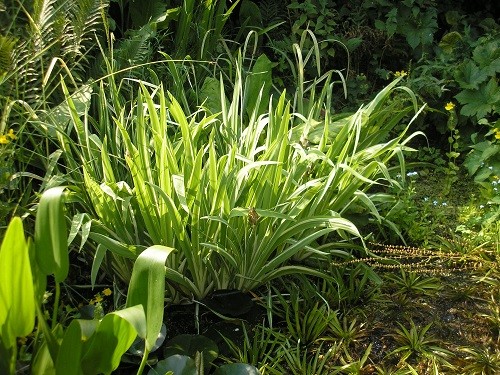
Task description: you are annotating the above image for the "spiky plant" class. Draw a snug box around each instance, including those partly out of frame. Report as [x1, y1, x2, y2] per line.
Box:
[461, 346, 500, 375]
[387, 320, 453, 365]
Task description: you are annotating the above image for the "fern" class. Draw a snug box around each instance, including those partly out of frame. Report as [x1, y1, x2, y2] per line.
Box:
[0, 0, 108, 106]
[64, 0, 106, 59]
[259, 0, 288, 26]
[0, 34, 16, 76]
[113, 23, 155, 72]
[31, 0, 59, 36]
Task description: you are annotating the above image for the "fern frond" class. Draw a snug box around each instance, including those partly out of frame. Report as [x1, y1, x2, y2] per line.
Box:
[30, 0, 59, 51]
[114, 23, 155, 71]
[63, 0, 107, 60]
[259, 0, 287, 25]
[0, 34, 17, 75]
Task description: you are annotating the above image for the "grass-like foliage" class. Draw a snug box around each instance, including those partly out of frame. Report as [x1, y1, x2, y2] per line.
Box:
[45, 52, 423, 300]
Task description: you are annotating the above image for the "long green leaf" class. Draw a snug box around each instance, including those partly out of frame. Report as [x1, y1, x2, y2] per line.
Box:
[55, 320, 84, 375]
[34, 186, 68, 282]
[126, 246, 175, 351]
[0, 217, 35, 348]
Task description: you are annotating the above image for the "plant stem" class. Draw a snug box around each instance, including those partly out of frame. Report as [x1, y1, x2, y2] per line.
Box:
[136, 347, 150, 375]
[51, 282, 60, 329]
[10, 344, 17, 375]
[195, 302, 200, 335]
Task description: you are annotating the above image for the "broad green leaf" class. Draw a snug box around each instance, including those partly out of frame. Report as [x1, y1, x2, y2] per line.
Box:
[147, 355, 196, 375]
[0, 217, 35, 346]
[199, 77, 226, 115]
[438, 31, 462, 54]
[245, 54, 275, 118]
[34, 186, 69, 282]
[403, 9, 437, 49]
[453, 61, 488, 90]
[129, 0, 167, 28]
[47, 83, 92, 132]
[126, 246, 175, 350]
[456, 78, 500, 119]
[473, 40, 500, 75]
[81, 305, 146, 374]
[385, 8, 398, 36]
[30, 340, 56, 375]
[33, 318, 64, 372]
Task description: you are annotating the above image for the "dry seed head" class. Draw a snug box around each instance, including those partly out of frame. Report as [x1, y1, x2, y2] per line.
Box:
[329, 241, 495, 275]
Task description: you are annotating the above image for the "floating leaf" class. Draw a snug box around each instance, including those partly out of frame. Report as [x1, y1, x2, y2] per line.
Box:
[163, 334, 218, 366]
[213, 363, 261, 375]
[148, 355, 196, 375]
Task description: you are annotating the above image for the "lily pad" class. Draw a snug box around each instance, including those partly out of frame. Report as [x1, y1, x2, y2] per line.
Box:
[129, 323, 167, 356]
[163, 334, 218, 370]
[213, 363, 261, 375]
[147, 354, 196, 375]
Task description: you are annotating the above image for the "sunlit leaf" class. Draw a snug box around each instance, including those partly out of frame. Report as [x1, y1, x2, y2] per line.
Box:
[126, 246, 175, 351]
[0, 217, 35, 347]
[34, 186, 69, 282]
[81, 305, 146, 374]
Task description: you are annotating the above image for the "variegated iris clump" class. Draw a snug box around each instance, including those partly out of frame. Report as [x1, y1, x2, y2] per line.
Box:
[48, 53, 422, 301]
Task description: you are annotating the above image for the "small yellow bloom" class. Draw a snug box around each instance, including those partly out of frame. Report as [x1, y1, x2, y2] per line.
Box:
[0, 135, 9, 144]
[495, 130, 500, 140]
[103, 288, 112, 296]
[90, 294, 103, 305]
[445, 102, 455, 111]
[7, 129, 16, 140]
[394, 70, 408, 77]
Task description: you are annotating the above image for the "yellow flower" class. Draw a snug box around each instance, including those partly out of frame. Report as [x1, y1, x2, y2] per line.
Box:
[495, 130, 500, 140]
[445, 102, 455, 111]
[103, 288, 112, 296]
[90, 294, 103, 305]
[394, 70, 408, 77]
[0, 135, 8, 144]
[7, 129, 16, 140]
